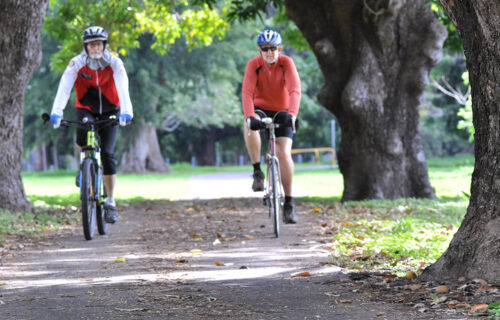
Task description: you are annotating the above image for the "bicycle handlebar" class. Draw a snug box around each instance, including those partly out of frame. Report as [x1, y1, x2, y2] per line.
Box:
[41, 113, 119, 130]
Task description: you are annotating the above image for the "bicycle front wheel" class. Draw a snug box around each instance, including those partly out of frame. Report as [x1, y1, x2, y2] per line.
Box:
[81, 158, 97, 240]
[270, 158, 281, 238]
[96, 166, 108, 235]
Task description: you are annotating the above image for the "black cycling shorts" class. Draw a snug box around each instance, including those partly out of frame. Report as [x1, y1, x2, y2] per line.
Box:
[76, 108, 118, 175]
[254, 107, 293, 139]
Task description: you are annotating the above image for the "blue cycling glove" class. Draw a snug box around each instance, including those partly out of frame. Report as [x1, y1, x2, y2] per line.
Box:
[119, 113, 132, 126]
[50, 114, 62, 129]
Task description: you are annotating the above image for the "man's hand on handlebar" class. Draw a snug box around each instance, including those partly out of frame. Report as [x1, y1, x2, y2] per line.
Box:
[119, 113, 132, 126]
[50, 113, 62, 129]
[247, 116, 266, 131]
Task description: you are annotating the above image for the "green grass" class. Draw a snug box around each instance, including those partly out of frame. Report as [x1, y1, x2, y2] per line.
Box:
[305, 198, 468, 274]
[0, 208, 78, 245]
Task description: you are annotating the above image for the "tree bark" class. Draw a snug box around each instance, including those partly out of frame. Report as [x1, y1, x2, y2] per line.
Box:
[120, 121, 170, 173]
[285, 0, 445, 200]
[421, 0, 499, 282]
[0, 0, 48, 212]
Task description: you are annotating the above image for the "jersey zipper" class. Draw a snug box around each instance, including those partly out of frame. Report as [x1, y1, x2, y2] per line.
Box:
[96, 69, 102, 114]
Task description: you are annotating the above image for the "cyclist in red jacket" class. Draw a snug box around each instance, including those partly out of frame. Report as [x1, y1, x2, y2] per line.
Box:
[49, 26, 133, 224]
[242, 30, 301, 224]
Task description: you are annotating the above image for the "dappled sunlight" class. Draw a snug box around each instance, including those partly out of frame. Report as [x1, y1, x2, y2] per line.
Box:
[1, 239, 336, 291]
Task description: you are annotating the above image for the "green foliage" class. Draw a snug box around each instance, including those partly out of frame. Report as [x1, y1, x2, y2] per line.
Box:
[44, 0, 229, 72]
[224, 0, 284, 23]
[422, 51, 471, 157]
[456, 72, 474, 142]
[428, 0, 463, 52]
[489, 302, 500, 319]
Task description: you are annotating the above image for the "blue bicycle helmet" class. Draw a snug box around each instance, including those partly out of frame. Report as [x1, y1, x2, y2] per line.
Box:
[257, 29, 282, 47]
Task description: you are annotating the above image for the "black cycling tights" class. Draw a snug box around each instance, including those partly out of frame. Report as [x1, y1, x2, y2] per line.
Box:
[76, 108, 118, 175]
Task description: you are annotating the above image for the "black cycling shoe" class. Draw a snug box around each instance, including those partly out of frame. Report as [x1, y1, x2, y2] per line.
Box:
[75, 171, 81, 188]
[283, 202, 298, 224]
[252, 170, 265, 192]
[104, 204, 119, 224]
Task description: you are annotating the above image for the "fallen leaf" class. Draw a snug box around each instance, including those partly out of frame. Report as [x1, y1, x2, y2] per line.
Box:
[478, 284, 493, 291]
[193, 237, 203, 241]
[176, 259, 188, 265]
[321, 223, 328, 227]
[312, 208, 321, 213]
[436, 285, 450, 293]
[409, 284, 422, 291]
[0, 281, 6, 286]
[458, 276, 468, 282]
[114, 257, 126, 263]
[455, 303, 471, 309]
[376, 313, 384, 317]
[239, 266, 248, 269]
[473, 278, 488, 286]
[406, 271, 417, 280]
[216, 232, 222, 238]
[214, 261, 225, 267]
[340, 299, 353, 303]
[324, 292, 340, 297]
[190, 249, 203, 254]
[291, 272, 311, 278]
[382, 274, 397, 280]
[244, 236, 256, 240]
[190, 234, 201, 238]
[471, 304, 488, 312]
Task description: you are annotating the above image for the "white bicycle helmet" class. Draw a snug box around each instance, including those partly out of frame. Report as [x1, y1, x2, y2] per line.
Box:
[257, 29, 282, 46]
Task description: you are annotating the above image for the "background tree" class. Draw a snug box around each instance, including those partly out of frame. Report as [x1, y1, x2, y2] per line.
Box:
[0, 0, 49, 213]
[422, 0, 499, 282]
[283, 0, 446, 201]
[42, 0, 229, 172]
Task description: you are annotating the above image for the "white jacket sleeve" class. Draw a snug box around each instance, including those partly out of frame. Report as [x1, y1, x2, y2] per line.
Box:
[51, 59, 78, 116]
[111, 57, 133, 117]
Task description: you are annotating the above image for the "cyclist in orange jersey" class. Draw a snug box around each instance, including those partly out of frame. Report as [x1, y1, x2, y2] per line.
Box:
[242, 29, 301, 224]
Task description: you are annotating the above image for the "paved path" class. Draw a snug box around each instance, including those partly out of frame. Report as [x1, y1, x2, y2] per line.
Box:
[0, 198, 454, 320]
[186, 172, 307, 199]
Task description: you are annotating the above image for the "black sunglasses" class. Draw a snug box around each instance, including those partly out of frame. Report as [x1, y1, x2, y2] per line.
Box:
[260, 46, 279, 52]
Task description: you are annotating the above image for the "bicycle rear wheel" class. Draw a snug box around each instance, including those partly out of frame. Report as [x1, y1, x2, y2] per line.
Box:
[81, 158, 97, 240]
[270, 158, 281, 238]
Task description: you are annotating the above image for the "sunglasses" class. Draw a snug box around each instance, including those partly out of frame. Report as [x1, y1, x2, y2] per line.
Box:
[260, 46, 279, 52]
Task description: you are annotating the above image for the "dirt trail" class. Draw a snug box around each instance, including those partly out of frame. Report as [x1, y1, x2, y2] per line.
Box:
[0, 197, 476, 319]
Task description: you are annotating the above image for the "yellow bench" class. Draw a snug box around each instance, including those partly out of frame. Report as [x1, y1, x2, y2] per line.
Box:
[291, 147, 337, 165]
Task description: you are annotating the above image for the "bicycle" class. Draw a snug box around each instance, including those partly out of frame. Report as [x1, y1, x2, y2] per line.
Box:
[254, 110, 292, 238]
[42, 113, 118, 240]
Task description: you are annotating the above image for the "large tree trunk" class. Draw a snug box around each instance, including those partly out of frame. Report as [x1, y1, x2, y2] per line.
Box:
[422, 0, 499, 282]
[120, 121, 170, 173]
[193, 126, 241, 166]
[286, 0, 446, 200]
[0, 0, 48, 212]
[194, 127, 217, 166]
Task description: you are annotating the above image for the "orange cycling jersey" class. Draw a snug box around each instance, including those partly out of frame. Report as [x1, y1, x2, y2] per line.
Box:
[241, 54, 301, 119]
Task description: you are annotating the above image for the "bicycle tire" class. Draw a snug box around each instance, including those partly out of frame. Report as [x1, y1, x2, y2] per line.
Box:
[96, 203, 108, 235]
[95, 165, 108, 235]
[81, 158, 97, 240]
[271, 158, 280, 238]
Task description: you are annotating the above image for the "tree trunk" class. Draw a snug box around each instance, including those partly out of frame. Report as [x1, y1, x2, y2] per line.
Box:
[0, 0, 48, 212]
[421, 0, 499, 282]
[285, 0, 445, 200]
[120, 121, 170, 173]
[194, 127, 217, 166]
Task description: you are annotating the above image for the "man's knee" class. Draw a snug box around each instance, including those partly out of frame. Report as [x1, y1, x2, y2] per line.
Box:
[101, 152, 117, 175]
